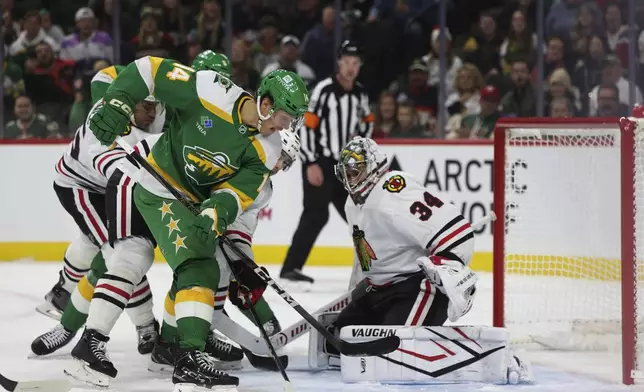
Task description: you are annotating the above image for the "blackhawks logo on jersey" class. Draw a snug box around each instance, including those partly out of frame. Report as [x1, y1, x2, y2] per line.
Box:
[183, 145, 238, 185]
[352, 225, 377, 272]
[383, 174, 406, 193]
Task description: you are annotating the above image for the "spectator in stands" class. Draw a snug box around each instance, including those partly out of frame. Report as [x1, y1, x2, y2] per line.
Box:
[373, 91, 397, 138]
[550, 97, 573, 118]
[449, 85, 501, 139]
[39, 9, 65, 44]
[60, 7, 113, 77]
[573, 34, 608, 113]
[282, 0, 320, 39]
[9, 10, 60, 70]
[131, 6, 176, 59]
[540, 36, 570, 82]
[160, 0, 188, 47]
[3, 10, 20, 47]
[546, 68, 580, 116]
[546, 0, 602, 39]
[301, 5, 337, 82]
[189, 0, 225, 53]
[595, 83, 629, 116]
[68, 59, 109, 132]
[230, 38, 260, 92]
[389, 100, 426, 138]
[252, 16, 280, 73]
[501, 59, 537, 117]
[422, 27, 462, 97]
[604, 2, 629, 53]
[570, 3, 601, 60]
[91, 0, 135, 42]
[24, 41, 75, 127]
[2, 56, 25, 122]
[588, 55, 643, 116]
[499, 0, 537, 36]
[445, 63, 484, 123]
[462, 11, 503, 78]
[261, 35, 315, 87]
[3, 95, 60, 140]
[231, 0, 276, 34]
[500, 9, 538, 75]
[393, 59, 438, 127]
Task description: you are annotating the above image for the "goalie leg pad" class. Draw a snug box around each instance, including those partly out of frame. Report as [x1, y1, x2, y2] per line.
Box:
[340, 325, 533, 385]
[308, 312, 341, 369]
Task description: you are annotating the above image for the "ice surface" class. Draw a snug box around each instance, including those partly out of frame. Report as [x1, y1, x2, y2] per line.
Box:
[0, 262, 641, 391]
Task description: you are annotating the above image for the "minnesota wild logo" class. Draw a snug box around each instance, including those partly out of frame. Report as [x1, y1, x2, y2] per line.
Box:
[183, 145, 238, 185]
[352, 225, 377, 272]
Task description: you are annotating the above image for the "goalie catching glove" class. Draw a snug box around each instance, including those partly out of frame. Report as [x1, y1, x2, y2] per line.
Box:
[416, 256, 477, 322]
[90, 96, 136, 145]
[228, 262, 268, 309]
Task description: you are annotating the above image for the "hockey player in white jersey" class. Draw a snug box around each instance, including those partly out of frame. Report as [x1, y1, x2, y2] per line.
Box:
[61, 130, 301, 388]
[308, 137, 533, 385]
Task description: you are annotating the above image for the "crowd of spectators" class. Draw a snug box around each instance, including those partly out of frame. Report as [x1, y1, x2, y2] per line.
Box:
[1, 0, 644, 140]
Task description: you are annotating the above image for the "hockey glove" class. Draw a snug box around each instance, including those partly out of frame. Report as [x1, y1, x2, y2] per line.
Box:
[89, 96, 135, 145]
[228, 262, 268, 310]
[193, 214, 219, 247]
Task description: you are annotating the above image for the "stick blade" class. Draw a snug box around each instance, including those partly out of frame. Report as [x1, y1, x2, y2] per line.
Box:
[14, 380, 72, 392]
[340, 335, 401, 356]
[243, 348, 289, 371]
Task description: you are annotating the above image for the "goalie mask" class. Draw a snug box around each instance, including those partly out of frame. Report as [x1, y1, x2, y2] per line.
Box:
[334, 137, 389, 205]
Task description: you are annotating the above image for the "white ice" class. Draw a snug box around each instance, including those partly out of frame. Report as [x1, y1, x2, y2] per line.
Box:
[0, 262, 641, 392]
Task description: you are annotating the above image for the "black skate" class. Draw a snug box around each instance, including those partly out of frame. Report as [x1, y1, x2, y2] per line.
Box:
[205, 331, 243, 370]
[64, 329, 117, 388]
[31, 324, 76, 356]
[136, 319, 159, 354]
[172, 350, 239, 391]
[148, 339, 176, 374]
[280, 269, 314, 291]
[36, 271, 71, 321]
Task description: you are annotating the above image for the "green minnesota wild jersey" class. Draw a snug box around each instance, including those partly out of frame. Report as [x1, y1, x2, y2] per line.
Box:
[104, 56, 281, 225]
[90, 65, 125, 105]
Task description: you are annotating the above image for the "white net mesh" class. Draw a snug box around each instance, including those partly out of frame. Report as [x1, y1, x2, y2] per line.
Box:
[500, 121, 644, 382]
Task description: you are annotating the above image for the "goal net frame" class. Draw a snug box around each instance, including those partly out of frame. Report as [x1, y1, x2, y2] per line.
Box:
[492, 117, 637, 385]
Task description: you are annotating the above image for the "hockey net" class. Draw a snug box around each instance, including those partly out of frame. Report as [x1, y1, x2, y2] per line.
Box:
[493, 118, 644, 384]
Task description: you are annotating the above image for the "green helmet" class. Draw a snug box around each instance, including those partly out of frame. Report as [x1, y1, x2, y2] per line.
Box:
[191, 50, 232, 78]
[256, 69, 309, 125]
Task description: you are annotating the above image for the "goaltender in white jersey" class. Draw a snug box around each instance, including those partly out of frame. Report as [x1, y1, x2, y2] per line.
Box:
[309, 137, 533, 386]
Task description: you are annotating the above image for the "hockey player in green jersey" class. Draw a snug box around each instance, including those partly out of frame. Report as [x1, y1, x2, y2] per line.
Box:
[82, 55, 308, 390]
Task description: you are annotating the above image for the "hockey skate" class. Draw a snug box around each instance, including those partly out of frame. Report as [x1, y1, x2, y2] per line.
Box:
[65, 329, 117, 388]
[30, 324, 76, 356]
[279, 269, 314, 292]
[36, 271, 71, 321]
[172, 350, 239, 392]
[136, 319, 159, 354]
[148, 339, 176, 373]
[205, 330, 243, 370]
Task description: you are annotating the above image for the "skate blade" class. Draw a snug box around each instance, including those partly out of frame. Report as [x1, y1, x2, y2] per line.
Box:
[211, 359, 242, 371]
[35, 303, 63, 321]
[64, 358, 112, 388]
[147, 358, 174, 374]
[173, 383, 238, 392]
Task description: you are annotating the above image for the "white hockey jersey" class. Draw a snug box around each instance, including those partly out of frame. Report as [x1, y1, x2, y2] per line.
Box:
[216, 181, 273, 281]
[346, 170, 474, 286]
[54, 99, 166, 193]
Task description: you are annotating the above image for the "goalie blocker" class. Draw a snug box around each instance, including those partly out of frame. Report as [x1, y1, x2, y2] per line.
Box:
[311, 323, 533, 385]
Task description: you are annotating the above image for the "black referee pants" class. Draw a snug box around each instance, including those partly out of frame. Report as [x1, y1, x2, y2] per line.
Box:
[281, 157, 347, 275]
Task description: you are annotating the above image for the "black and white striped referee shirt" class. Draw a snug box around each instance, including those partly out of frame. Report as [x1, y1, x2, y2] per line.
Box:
[299, 76, 374, 163]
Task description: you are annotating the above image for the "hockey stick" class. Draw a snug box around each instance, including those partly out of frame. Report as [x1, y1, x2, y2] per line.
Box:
[220, 244, 291, 387]
[471, 212, 496, 231]
[0, 373, 71, 392]
[115, 137, 400, 357]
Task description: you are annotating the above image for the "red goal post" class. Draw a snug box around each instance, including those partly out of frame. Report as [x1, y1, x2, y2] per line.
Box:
[492, 117, 641, 385]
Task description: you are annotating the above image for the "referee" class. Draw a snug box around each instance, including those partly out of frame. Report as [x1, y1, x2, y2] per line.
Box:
[280, 40, 374, 285]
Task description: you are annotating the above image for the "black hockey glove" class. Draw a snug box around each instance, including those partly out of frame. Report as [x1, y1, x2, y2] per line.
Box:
[228, 262, 268, 310]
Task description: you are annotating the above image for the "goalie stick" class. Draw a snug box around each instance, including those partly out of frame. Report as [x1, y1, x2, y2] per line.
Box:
[0, 373, 71, 392]
[115, 137, 400, 358]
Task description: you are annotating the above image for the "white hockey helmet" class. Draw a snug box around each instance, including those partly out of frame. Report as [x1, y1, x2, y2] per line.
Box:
[276, 129, 301, 172]
[334, 137, 389, 204]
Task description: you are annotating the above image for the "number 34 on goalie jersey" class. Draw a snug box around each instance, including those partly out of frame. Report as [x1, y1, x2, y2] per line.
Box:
[344, 171, 474, 286]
